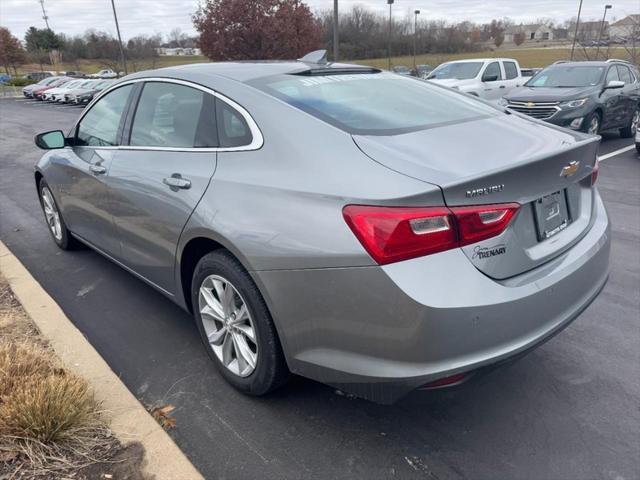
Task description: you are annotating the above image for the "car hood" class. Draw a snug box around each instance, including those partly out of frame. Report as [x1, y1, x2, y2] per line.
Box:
[352, 112, 598, 206]
[504, 86, 598, 103]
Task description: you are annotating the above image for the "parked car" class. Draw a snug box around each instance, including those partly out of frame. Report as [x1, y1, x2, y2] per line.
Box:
[89, 69, 118, 79]
[392, 65, 411, 76]
[33, 78, 73, 100]
[520, 67, 542, 78]
[42, 79, 87, 101]
[33, 53, 610, 403]
[413, 64, 433, 79]
[22, 76, 66, 98]
[426, 58, 524, 101]
[635, 127, 640, 154]
[64, 71, 86, 78]
[66, 79, 113, 104]
[503, 60, 640, 136]
[0, 74, 11, 85]
[25, 71, 53, 81]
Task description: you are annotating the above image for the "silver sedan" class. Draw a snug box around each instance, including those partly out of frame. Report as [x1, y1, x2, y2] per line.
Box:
[33, 51, 610, 403]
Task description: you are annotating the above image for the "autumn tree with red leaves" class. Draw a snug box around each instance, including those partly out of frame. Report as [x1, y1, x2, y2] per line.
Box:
[193, 0, 322, 61]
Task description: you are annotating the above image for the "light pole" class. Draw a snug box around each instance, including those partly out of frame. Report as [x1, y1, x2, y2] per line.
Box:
[413, 10, 420, 70]
[595, 4, 612, 59]
[570, 0, 584, 60]
[387, 0, 394, 70]
[110, 0, 128, 75]
[333, 0, 338, 62]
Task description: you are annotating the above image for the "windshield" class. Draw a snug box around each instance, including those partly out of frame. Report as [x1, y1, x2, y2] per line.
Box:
[526, 65, 605, 87]
[251, 72, 498, 135]
[427, 62, 483, 80]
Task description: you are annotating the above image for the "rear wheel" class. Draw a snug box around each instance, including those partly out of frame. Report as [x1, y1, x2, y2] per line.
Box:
[584, 111, 601, 135]
[620, 107, 639, 138]
[191, 250, 289, 395]
[38, 179, 80, 250]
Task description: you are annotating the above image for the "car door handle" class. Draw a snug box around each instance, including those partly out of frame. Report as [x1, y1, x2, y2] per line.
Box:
[163, 176, 191, 189]
[499, 85, 506, 89]
[89, 164, 107, 175]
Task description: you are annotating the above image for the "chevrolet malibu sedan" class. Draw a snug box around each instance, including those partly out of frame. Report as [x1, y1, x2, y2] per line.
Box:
[33, 52, 610, 403]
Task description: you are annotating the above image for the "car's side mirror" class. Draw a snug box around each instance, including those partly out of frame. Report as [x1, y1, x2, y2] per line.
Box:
[34, 130, 66, 150]
[483, 74, 499, 82]
[605, 80, 625, 90]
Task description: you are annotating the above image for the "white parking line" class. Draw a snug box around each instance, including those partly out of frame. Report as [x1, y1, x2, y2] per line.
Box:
[598, 145, 636, 161]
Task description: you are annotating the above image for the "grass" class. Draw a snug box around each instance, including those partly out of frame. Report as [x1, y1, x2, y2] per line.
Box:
[351, 47, 635, 69]
[11, 46, 636, 77]
[0, 277, 118, 478]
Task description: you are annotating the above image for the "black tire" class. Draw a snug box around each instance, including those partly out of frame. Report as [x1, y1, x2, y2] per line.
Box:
[636, 142, 640, 155]
[191, 250, 289, 396]
[620, 107, 639, 138]
[37, 178, 81, 250]
[583, 111, 601, 135]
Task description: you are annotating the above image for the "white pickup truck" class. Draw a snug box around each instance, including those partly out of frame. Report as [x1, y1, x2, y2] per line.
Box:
[426, 58, 524, 101]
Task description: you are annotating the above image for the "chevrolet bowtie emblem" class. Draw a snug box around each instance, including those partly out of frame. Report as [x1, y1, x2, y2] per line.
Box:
[527, 102, 535, 107]
[560, 161, 580, 177]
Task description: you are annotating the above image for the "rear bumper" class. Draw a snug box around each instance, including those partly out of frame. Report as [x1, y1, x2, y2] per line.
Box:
[253, 192, 610, 403]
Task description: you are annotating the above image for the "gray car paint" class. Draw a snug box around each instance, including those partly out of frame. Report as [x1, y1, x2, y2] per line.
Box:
[35, 61, 610, 402]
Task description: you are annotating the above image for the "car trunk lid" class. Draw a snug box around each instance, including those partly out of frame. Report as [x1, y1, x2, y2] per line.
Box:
[353, 114, 600, 279]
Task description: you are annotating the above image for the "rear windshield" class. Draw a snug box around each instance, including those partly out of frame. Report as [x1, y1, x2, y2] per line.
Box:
[427, 62, 483, 80]
[251, 72, 497, 135]
[526, 65, 605, 87]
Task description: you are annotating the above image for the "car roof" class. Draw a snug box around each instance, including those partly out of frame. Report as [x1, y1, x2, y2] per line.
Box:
[549, 61, 620, 67]
[127, 60, 379, 83]
[444, 58, 516, 64]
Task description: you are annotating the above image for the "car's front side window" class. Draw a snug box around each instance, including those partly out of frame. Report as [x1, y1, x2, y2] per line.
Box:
[605, 67, 619, 84]
[616, 65, 632, 84]
[482, 62, 502, 82]
[129, 82, 217, 148]
[76, 84, 133, 147]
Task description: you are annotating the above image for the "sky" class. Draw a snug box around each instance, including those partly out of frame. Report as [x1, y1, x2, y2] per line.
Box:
[1, 0, 638, 41]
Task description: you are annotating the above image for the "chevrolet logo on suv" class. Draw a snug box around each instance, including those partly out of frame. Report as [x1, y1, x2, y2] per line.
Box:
[560, 161, 580, 177]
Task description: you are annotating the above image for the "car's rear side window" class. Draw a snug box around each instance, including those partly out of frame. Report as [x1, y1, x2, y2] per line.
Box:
[130, 82, 218, 148]
[215, 98, 253, 148]
[251, 72, 497, 136]
[76, 84, 133, 147]
[503, 62, 518, 80]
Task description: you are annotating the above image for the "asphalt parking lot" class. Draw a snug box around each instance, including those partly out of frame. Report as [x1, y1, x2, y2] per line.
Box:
[1, 97, 638, 480]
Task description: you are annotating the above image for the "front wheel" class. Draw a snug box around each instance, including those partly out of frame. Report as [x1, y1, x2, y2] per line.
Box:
[191, 251, 289, 396]
[583, 111, 601, 135]
[620, 107, 639, 138]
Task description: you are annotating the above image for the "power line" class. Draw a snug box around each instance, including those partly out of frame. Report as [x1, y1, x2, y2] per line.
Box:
[38, 0, 51, 30]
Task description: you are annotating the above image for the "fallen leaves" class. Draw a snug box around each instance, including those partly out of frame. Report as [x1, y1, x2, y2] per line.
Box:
[148, 404, 176, 430]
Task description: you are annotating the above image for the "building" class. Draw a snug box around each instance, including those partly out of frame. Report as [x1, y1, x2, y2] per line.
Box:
[155, 47, 202, 56]
[504, 24, 554, 43]
[609, 14, 640, 39]
[571, 21, 608, 42]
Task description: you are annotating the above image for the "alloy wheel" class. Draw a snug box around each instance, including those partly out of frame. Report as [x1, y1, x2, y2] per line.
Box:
[198, 275, 258, 377]
[41, 186, 62, 241]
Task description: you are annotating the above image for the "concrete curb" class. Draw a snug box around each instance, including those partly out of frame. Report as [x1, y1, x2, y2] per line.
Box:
[0, 240, 204, 480]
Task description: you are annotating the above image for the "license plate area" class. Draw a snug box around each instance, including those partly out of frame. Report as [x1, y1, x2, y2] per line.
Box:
[533, 190, 571, 240]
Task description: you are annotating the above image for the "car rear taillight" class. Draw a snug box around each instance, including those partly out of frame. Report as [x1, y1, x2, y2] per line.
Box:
[591, 161, 599, 186]
[343, 203, 520, 265]
[449, 203, 520, 247]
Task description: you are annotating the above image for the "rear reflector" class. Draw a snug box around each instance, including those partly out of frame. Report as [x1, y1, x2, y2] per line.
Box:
[343, 203, 520, 265]
[422, 372, 468, 389]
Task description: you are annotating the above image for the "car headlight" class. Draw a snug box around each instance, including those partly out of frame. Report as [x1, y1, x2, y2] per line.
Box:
[560, 98, 589, 109]
[498, 98, 509, 107]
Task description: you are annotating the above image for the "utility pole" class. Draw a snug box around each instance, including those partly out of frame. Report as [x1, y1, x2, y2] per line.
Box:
[413, 10, 420, 70]
[570, 0, 583, 60]
[333, 0, 339, 62]
[38, 0, 51, 30]
[387, 0, 394, 70]
[110, 0, 128, 75]
[595, 4, 612, 60]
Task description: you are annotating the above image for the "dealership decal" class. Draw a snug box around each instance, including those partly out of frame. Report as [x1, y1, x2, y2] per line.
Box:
[472, 244, 506, 260]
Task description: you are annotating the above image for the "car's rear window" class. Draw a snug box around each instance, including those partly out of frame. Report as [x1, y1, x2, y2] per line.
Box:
[251, 72, 497, 135]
